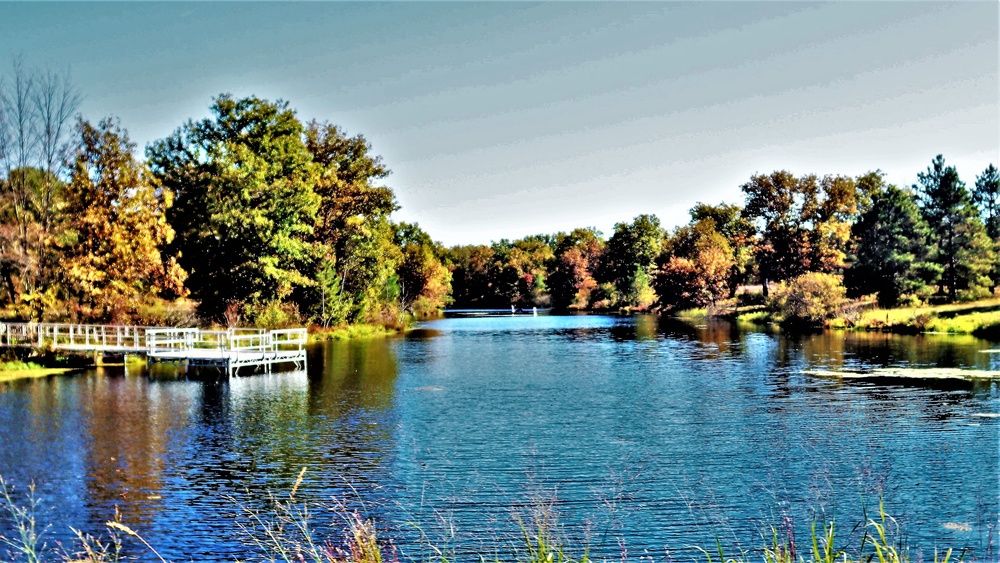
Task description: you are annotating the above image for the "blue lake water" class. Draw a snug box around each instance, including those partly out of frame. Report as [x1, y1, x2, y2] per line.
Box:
[0, 314, 998, 562]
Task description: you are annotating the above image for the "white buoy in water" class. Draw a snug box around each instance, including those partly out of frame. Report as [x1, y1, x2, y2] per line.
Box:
[532, 307, 537, 316]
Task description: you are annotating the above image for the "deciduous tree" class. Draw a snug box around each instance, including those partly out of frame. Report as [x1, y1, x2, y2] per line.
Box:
[598, 214, 662, 308]
[147, 94, 320, 321]
[548, 227, 603, 310]
[655, 219, 735, 310]
[63, 117, 186, 321]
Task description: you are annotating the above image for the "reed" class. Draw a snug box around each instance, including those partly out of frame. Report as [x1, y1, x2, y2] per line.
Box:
[0, 474, 984, 563]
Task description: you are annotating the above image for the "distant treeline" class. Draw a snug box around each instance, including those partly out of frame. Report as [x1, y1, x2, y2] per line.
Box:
[449, 159, 1000, 321]
[1, 63, 998, 327]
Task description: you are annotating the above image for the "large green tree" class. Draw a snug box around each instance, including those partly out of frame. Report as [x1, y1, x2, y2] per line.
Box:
[597, 214, 662, 308]
[844, 185, 938, 307]
[972, 164, 1000, 239]
[147, 94, 320, 320]
[914, 155, 994, 301]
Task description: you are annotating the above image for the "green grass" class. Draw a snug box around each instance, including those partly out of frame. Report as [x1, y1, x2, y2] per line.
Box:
[675, 307, 709, 322]
[851, 297, 1000, 334]
[310, 323, 399, 341]
[0, 361, 74, 383]
[736, 310, 772, 325]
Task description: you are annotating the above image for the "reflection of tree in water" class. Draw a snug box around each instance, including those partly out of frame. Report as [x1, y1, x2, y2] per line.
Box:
[81, 369, 192, 531]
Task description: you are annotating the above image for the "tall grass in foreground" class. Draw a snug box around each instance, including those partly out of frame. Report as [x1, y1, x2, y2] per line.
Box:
[0, 474, 985, 563]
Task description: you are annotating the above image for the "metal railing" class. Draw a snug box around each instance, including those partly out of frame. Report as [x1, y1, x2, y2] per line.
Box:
[0, 322, 307, 354]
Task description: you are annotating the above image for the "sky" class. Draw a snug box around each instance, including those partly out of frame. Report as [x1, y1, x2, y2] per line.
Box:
[1, 2, 997, 246]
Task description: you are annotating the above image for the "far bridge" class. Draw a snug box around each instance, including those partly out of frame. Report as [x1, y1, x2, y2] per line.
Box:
[0, 322, 307, 376]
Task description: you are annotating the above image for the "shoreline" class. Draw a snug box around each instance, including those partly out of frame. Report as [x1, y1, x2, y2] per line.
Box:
[0, 367, 76, 384]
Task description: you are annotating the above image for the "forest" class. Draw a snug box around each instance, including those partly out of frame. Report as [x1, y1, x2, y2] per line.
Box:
[2, 64, 999, 329]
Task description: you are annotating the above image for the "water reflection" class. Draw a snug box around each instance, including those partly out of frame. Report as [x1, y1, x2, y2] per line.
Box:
[0, 319, 997, 562]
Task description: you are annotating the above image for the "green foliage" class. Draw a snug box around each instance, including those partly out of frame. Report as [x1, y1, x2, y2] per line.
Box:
[972, 163, 1000, 240]
[915, 155, 995, 302]
[598, 214, 662, 307]
[245, 300, 304, 329]
[313, 261, 352, 327]
[768, 272, 846, 325]
[845, 185, 938, 307]
[147, 94, 320, 321]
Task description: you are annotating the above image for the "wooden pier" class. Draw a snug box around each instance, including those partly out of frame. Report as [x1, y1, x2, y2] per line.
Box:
[0, 322, 307, 376]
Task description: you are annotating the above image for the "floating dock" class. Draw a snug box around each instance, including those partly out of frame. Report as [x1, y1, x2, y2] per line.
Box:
[0, 322, 307, 376]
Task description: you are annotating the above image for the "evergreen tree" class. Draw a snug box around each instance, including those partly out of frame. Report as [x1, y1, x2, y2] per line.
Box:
[972, 164, 1000, 239]
[845, 185, 938, 307]
[914, 155, 994, 301]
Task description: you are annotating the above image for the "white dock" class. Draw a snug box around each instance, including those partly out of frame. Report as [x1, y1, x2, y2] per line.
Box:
[0, 322, 307, 376]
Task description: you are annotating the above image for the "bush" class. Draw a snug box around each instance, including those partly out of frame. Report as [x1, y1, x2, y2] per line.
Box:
[769, 273, 846, 326]
[246, 301, 304, 329]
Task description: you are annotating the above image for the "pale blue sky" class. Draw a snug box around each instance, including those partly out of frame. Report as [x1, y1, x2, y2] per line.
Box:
[2, 2, 997, 245]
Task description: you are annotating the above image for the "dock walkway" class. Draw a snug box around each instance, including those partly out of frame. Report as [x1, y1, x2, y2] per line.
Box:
[0, 322, 307, 376]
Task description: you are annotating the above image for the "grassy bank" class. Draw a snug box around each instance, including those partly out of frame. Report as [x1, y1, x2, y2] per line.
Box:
[309, 323, 402, 341]
[849, 298, 1000, 336]
[679, 296, 1000, 338]
[0, 360, 75, 383]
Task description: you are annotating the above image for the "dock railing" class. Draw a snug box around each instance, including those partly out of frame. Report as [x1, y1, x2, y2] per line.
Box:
[0, 322, 307, 355]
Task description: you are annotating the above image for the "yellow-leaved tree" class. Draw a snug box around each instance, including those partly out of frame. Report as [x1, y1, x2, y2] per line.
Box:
[63, 117, 187, 322]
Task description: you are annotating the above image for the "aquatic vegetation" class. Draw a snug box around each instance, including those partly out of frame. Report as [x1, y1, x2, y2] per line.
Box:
[805, 367, 1000, 382]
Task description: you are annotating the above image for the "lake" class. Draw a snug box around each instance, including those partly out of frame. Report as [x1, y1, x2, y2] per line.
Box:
[0, 314, 997, 562]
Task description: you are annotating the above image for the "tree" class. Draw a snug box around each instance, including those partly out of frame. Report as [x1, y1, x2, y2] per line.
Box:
[769, 272, 845, 326]
[548, 227, 604, 310]
[809, 174, 858, 274]
[63, 118, 186, 322]
[147, 94, 321, 321]
[689, 202, 755, 295]
[446, 244, 496, 308]
[914, 155, 994, 301]
[305, 120, 396, 254]
[972, 164, 1000, 239]
[598, 214, 663, 308]
[845, 185, 938, 307]
[741, 171, 817, 294]
[395, 222, 452, 317]
[0, 59, 80, 311]
[655, 219, 735, 310]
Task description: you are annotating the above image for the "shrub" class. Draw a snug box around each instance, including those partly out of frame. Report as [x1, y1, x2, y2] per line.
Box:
[768, 273, 846, 326]
[246, 301, 304, 329]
